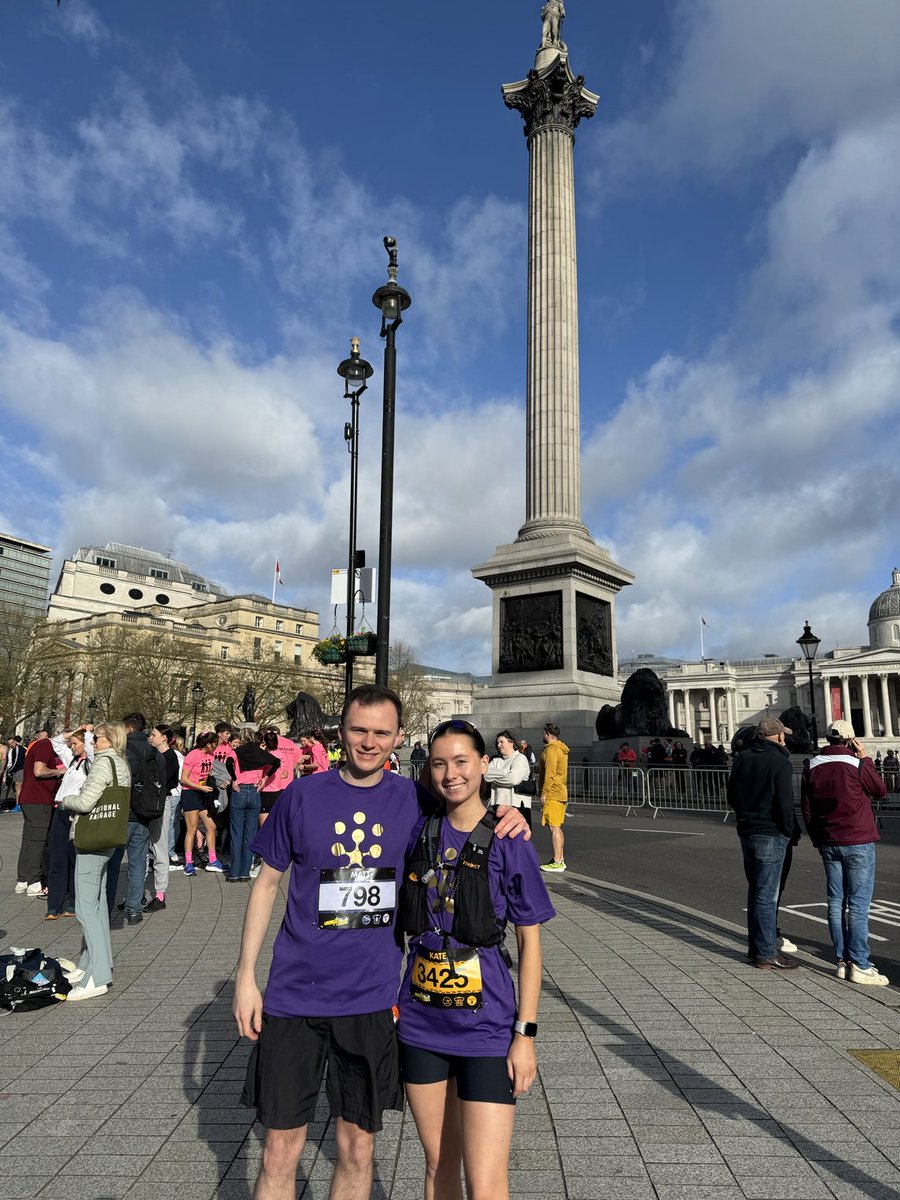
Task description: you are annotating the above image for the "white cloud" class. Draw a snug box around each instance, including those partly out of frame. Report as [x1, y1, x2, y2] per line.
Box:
[593, 0, 900, 188]
[50, 1, 112, 53]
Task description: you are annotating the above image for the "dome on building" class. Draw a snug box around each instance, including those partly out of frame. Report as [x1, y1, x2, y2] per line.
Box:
[867, 568, 900, 647]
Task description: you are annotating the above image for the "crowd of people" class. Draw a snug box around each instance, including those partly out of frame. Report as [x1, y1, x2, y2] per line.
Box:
[5, 717, 338, 999]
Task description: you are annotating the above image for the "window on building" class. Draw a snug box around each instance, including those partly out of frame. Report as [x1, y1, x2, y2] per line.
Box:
[149, 569, 169, 580]
[295, 623, 302, 635]
[255, 616, 263, 628]
[192, 581, 207, 592]
[275, 619, 284, 632]
[95, 556, 116, 569]
[100, 583, 116, 595]
[741, 693, 750, 707]
[220, 646, 229, 661]
[155, 593, 170, 605]
[294, 645, 302, 663]
[128, 588, 144, 600]
[274, 640, 283, 661]
[253, 637, 262, 662]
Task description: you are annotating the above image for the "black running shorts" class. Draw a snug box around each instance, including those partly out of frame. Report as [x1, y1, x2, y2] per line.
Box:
[259, 789, 282, 814]
[242, 1010, 402, 1132]
[398, 1041, 515, 1105]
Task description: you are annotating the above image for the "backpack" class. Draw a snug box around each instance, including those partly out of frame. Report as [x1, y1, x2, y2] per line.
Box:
[130, 746, 167, 820]
[0, 948, 71, 1011]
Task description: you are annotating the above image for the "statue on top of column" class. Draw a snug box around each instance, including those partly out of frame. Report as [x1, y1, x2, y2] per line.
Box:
[540, 1, 566, 49]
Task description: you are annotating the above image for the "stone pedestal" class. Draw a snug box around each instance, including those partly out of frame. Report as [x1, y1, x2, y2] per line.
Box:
[472, 529, 633, 728]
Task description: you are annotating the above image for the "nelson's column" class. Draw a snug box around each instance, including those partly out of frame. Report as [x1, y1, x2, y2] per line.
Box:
[472, 2, 633, 747]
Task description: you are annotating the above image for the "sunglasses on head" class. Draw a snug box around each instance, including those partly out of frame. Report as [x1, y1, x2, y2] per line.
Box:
[428, 719, 478, 745]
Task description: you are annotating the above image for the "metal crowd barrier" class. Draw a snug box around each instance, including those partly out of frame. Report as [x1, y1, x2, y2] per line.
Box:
[566, 764, 646, 815]
[645, 767, 732, 821]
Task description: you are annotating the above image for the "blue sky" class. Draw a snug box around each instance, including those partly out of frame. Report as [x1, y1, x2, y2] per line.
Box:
[1, 0, 899, 671]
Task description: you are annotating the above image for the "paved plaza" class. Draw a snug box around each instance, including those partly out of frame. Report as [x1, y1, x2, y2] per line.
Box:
[2, 816, 900, 1200]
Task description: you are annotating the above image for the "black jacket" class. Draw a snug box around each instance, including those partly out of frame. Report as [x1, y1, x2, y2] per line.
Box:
[125, 730, 162, 824]
[727, 738, 796, 838]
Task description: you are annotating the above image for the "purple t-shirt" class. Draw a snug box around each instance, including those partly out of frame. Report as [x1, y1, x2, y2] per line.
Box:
[251, 769, 425, 1018]
[397, 816, 555, 1057]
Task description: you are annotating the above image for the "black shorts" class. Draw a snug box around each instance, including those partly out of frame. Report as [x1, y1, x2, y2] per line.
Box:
[399, 1041, 514, 1105]
[242, 1010, 402, 1132]
[259, 789, 282, 814]
[180, 789, 209, 813]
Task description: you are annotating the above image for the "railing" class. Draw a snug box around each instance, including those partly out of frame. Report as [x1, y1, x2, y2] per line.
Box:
[559, 765, 734, 821]
[645, 767, 732, 820]
[567, 764, 645, 814]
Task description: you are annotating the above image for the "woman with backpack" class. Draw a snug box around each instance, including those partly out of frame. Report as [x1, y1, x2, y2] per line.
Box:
[397, 720, 555, 1200]
[229, 729, 279, 882]
[58, 722, 131, 1001]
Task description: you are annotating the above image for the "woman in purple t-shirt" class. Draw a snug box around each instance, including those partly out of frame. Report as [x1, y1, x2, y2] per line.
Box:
[397, 720, 554, 1200]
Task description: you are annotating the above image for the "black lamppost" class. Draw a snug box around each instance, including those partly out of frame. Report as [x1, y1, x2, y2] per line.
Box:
[337, 338, 374, 705]
[191, 680, 204, 747]
[796, 620, 821, 749]
[371, 236, 411, 687]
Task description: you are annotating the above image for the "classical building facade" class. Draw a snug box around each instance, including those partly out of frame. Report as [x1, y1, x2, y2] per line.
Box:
[621, 570, 900, 746]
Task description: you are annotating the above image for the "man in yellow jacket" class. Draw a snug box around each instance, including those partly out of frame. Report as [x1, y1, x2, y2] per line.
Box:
[539, 722, 569, 872]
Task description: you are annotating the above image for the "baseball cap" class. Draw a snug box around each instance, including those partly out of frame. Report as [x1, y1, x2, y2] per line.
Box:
[757, 717, 791, 737]
[826, 719, 856, 739]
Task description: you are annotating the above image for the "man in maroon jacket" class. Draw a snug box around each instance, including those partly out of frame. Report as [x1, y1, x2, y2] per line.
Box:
[801, 719, 888, 985]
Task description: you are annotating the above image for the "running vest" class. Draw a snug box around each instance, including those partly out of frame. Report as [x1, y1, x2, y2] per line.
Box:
[398, 811, 505, 949]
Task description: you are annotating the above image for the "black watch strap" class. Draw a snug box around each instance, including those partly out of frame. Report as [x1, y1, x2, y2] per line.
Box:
[513, 1020, 537, 1038]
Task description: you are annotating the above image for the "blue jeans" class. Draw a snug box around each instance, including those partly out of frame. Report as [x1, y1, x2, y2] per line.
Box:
[124, 819, 151, 916]
[229, 785, 261, 879]
[820, 842, 877, 969]
[740, 833, 789, 961]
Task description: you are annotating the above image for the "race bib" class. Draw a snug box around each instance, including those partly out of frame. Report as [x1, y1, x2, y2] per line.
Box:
[317, 867, 396, 930]
[410, 945, 483, 1012]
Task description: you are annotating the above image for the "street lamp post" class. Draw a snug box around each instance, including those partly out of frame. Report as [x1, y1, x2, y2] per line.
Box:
[796, 620, 821, 750]
[191, 680, 204, 748]
[371, 236, 411, 687]
[337, 338, 374, 706]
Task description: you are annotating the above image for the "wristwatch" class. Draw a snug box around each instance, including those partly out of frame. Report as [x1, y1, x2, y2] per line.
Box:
[513, 1020, 538, 1038]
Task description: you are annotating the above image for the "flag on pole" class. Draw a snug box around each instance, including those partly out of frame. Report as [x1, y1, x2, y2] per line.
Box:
[275, 559, 284, 586]
[700, 616, 709, 627]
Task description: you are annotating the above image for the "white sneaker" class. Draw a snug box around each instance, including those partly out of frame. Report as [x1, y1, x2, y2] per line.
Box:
[25, 882, 42, 896]
[849, 964, 889, 987]
[14, 881, 27, 894]
[67, 977, 109, 1001]
[64, 968, 85, 984]
[836, 961, 847, 980]
[778, 936, 798, 954]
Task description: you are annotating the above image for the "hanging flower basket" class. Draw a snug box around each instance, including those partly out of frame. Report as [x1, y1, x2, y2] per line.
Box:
[313, 636, 348, 666]
[347, 632, 378, 656]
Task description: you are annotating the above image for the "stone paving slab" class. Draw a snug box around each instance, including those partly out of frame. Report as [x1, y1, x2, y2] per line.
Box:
[4, 826, 900, 1198]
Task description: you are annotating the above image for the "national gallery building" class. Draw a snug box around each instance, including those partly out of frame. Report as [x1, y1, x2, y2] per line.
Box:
[620, 569, 900, 748]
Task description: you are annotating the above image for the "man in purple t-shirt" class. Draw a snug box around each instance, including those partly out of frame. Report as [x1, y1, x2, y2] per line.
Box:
[233, 684, 526, 1200]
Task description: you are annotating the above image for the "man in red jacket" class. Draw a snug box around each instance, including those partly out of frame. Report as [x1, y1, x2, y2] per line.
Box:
[801, 719, 888, 985]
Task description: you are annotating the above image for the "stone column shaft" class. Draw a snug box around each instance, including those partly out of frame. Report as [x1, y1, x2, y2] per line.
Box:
[667, 690, 675, 728]
[683, 687, 692, 739]
[880, 674, 894, 738]
[525, 126, 582, 531]
[707, 687, 717, 740]
[861, 676, 873, 739]
[841, 677, 852, 724]
[822, 677, 832, 729]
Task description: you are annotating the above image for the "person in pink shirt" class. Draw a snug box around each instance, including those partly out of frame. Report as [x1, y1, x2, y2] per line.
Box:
[300, 732, 329, 775]
[259, 727, 301, 824]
